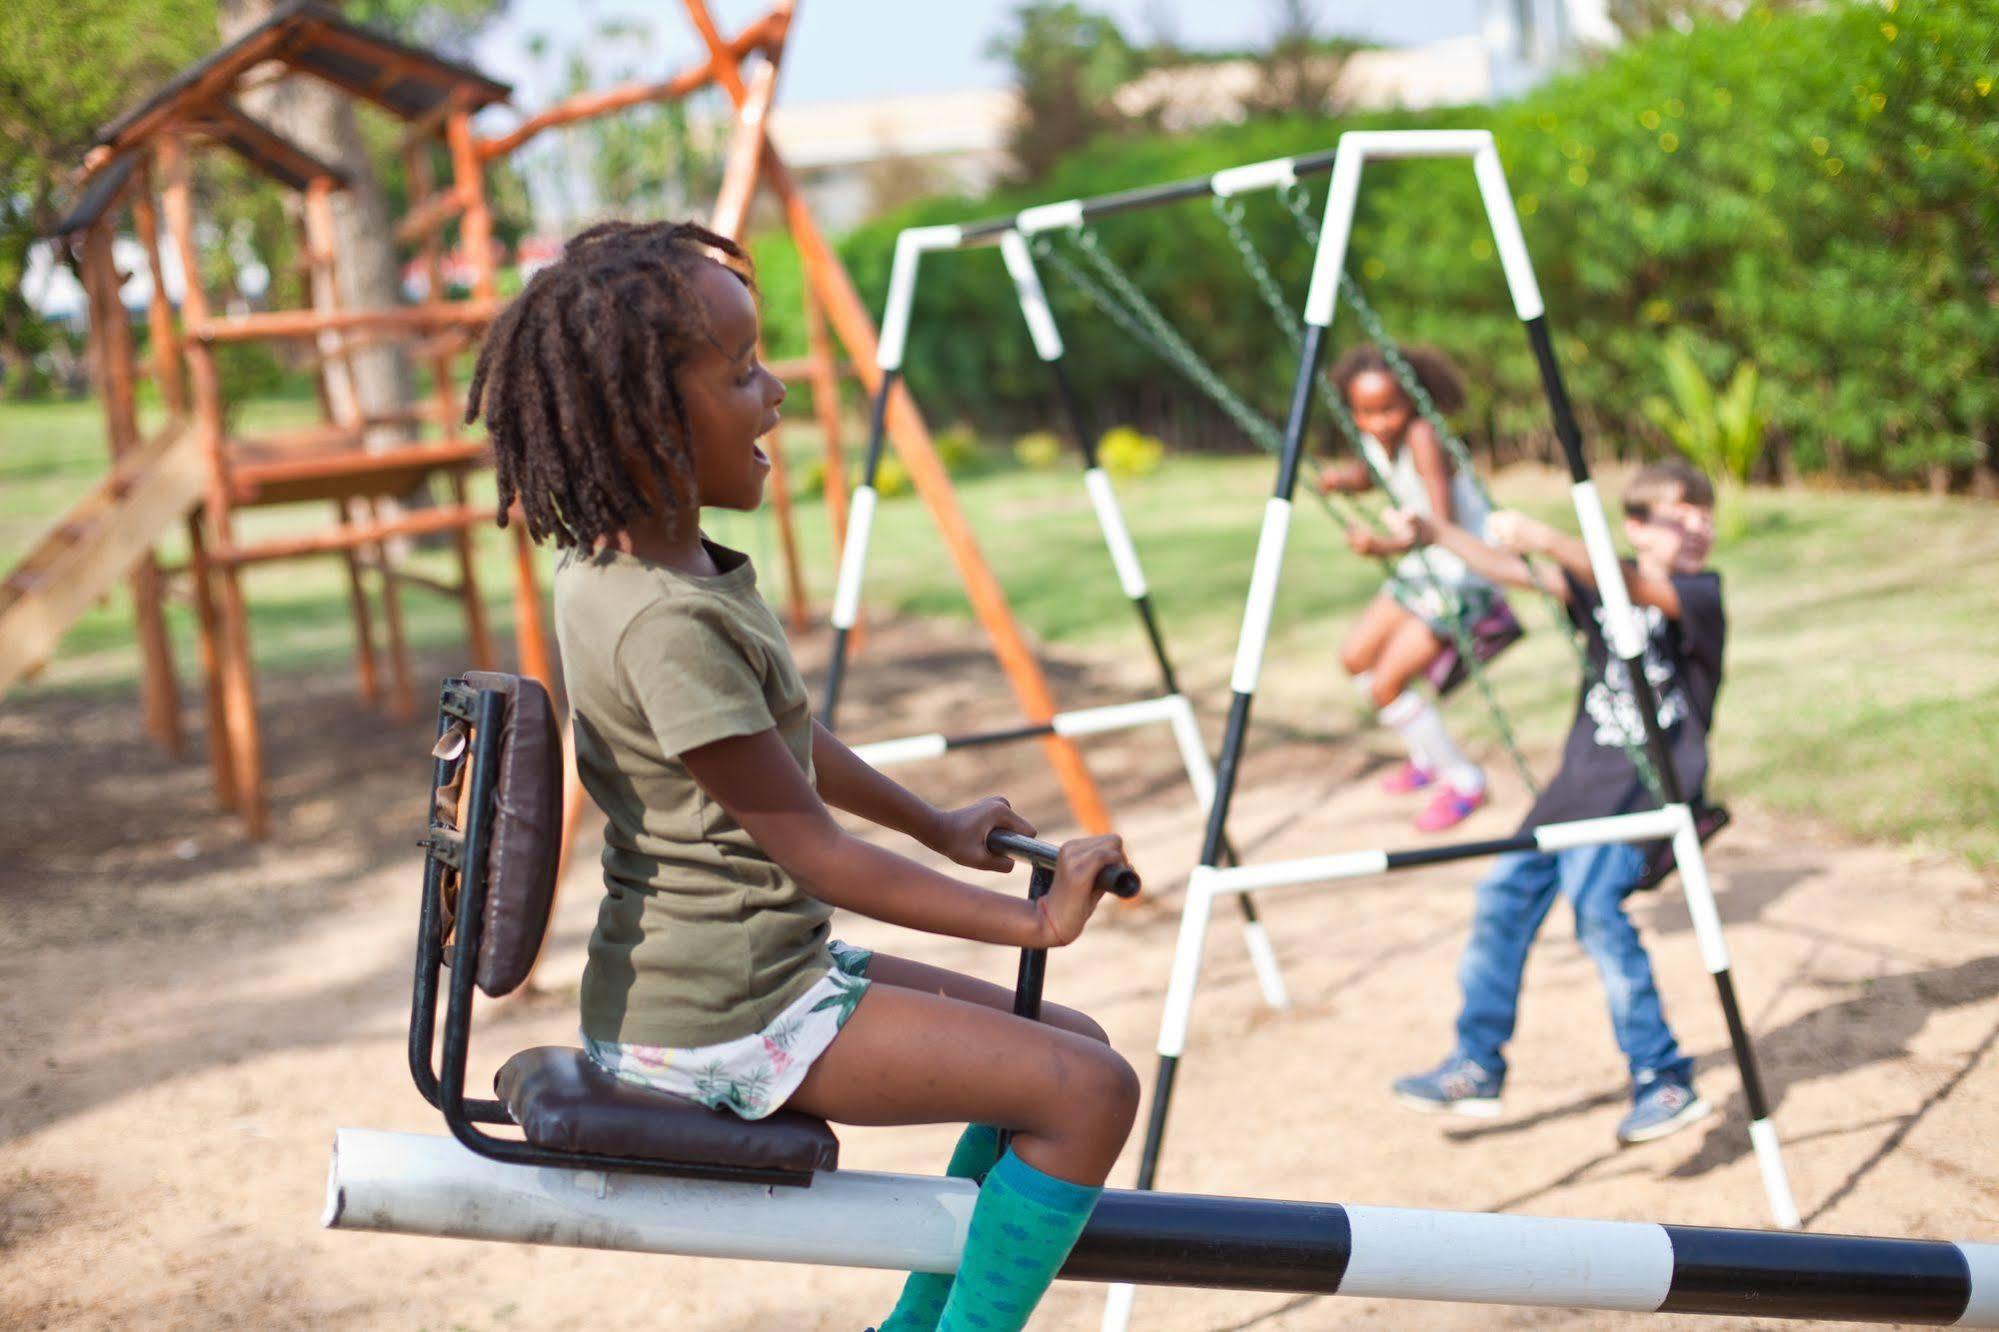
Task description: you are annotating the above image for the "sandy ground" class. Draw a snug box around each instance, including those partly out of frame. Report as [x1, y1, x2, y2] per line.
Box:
[4, 618, 1998, 1331]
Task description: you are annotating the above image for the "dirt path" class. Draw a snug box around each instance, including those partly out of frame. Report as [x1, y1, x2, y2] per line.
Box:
[4, 619, 1996, 1330]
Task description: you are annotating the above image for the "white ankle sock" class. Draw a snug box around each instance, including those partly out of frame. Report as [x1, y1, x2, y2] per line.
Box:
[1356, 672, 1432, 771]
[1379, 692, 1483, 793]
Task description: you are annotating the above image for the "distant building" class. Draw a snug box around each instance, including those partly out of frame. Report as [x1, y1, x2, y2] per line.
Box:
[1480, 0, 1620, 98]
[761, 14, 1622, 233]
[1112, 35, 1499, 131]
[760, 87, 1016, 232]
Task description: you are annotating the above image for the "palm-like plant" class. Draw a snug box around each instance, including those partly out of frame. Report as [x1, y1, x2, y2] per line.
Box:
[1641, 336, 1768, 538]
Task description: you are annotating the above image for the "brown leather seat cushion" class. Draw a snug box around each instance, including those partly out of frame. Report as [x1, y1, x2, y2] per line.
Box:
[496, 1047, 840, 1176]
[460, 672, 563, 997]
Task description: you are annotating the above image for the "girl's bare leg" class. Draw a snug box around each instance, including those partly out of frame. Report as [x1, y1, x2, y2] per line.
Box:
[787, 984, 1139, 1185]
[862, 950, 1108, 1045]
[1368, 613, 1448, 709]
[1339, 593, 1407, 678]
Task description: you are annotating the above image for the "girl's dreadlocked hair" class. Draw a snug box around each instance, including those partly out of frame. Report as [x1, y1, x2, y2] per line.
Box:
[1327, 343, 1468, 416]
[466, 219, 753, 549]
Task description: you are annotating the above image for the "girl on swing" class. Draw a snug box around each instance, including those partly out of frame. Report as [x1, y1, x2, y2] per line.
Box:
[468, 221, 1136, 1332]
[1319, 344, 1511, 833]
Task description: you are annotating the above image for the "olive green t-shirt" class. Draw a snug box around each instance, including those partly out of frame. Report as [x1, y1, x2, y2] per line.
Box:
[554, 540, 830, 1047]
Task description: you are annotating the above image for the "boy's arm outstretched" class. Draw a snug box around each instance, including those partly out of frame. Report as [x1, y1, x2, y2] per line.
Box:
[684, 727, 1122, 949]
[810, 719, 1033, 872]
[1482, 512, 1689, 619]
[1384, 508, 1569, 600]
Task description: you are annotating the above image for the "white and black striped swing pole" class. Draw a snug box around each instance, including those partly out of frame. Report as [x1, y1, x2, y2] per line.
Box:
[1487, 135, 1800, 1228]
[820, 225, 961, 726]
[997, 228, 1287, 1009]
[1108, 126, 1798, 1332]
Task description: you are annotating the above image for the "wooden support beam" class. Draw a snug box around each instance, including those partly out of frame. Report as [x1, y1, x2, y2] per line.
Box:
[446, 96, 497, 304]
[184, 512, 236, 811]
[218, 503, 492, 565]
[365, 496, 416, 723]
[303, 176, 366, 434]
[82, 222, 184, 755]
[393, 186, 466, 246]
[191, 301, 499, 342]
[130, 163, 187, 419]
[161, 130, 265, 837]
[405, 141, 463, 443]
[709, 53, 780, 242]
[336, 498, 383, 709]
[476, 9, 787, 161]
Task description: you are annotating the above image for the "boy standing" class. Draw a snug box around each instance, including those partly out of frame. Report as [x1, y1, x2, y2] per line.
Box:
[1384, 459, 1723, 1145]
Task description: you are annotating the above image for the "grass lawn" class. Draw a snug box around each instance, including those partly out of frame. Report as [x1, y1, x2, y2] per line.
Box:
[5, 395, 1995, 869]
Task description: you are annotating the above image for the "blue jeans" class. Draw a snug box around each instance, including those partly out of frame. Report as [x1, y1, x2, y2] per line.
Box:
[1453, 844, 1692, 1086]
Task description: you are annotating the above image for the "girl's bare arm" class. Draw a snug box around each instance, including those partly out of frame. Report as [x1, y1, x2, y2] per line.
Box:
[1406, 422, 1457, 523]
[682, 727, 1118, 947]
[810, 719, 1031, 872]
[1387, 509, 1568, 600]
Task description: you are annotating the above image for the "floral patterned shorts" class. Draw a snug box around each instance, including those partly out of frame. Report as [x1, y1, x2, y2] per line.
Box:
[583, 940, 873, 1121]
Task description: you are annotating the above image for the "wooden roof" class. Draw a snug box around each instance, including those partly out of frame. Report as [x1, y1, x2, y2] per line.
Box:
[96, 2, 509, 148]
[57, 2, 510, 234]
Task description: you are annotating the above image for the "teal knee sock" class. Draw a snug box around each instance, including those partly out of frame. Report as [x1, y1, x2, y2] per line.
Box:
[938, 1149, 1103, 1332]
[875, 1125, 1003, 1332]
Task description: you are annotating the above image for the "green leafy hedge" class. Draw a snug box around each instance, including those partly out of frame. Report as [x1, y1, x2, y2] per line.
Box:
[763, 0, 1997, 488]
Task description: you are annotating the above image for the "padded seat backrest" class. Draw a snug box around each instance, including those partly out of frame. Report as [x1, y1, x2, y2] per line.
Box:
[459, 671, 563, 997]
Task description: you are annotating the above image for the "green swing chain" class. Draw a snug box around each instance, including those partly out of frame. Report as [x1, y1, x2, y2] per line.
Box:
[1207, 194, 1542, 792]
[1268, 181, 1666, 802]
[1036, 219, 1542, 794]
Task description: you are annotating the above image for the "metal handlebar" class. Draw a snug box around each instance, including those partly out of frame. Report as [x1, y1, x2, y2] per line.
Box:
[985, 829, 1141, 899]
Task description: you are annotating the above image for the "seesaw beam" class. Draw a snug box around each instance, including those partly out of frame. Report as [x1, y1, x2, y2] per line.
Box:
[327, 1131, 1999, 1325]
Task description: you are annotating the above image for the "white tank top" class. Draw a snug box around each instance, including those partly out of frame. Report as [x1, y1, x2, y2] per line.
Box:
[1360, 430, 1493, 595]
[1359, 431, 1491, 536]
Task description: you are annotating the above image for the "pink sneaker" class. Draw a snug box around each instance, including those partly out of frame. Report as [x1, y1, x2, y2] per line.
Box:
[1415, 783, 1487, 833]
[1381, 760, 1437, 795]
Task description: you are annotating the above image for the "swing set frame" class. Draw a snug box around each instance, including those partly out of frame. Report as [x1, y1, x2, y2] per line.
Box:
[860, 130, 1796, 1332]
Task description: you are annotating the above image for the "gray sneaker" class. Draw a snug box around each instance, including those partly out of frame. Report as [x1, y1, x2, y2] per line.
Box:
[1616, 1074, 1712, 1144]
[1393, 1055, 1503, 1119]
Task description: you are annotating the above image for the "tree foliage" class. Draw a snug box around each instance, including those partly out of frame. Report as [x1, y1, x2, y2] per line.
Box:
[986, 2, 1145, 185]
[0, 0, 515, 396]
[801, 0, 1998, 489]
[0, 0, 212, 390]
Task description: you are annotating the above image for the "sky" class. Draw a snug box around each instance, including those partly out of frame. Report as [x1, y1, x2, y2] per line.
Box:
[470, 0, 1487, 111]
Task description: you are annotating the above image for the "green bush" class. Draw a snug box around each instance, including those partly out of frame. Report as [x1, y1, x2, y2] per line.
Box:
[1098, 424, 1165, 477]
[1642, 335, 1767, 487]
[874, 454, 913, 498]
[935, 423, 988, 473]
[1013, 428, 1064, 469]
[791, 0, 1996, 489]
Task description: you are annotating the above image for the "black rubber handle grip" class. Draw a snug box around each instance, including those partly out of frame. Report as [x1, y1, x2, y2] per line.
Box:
[985, 829, 1140, 899]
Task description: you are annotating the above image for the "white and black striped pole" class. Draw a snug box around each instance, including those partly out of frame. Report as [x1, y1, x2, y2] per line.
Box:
[1123, 144, 1348, 1203]
[999, 226, 1288, 1011]
[820, 225, 961, 726]
[329, 1129, 1999, 1326]
[1469, 130, 1799, 1230]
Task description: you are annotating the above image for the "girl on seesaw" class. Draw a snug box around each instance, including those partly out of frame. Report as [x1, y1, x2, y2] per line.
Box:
[1318, 344, 1500, 833]
[467, 221, 1137, 1332]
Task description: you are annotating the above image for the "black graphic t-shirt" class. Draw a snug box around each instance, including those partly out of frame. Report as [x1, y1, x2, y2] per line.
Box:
[1521, 568, 1725, 831]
